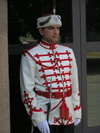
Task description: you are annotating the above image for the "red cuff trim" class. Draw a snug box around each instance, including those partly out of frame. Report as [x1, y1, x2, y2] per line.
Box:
[74, 103, 81, 111]
[31, 107, 43, 112]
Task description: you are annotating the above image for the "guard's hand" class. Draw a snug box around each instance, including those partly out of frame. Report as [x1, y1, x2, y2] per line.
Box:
[37, 120, 50, 133]
[74, 119, 81, 126]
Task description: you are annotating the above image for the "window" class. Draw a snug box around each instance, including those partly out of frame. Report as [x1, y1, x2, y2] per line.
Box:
[87, 52, 100, 127]
[86, 0, 100, 41]
[8, 0, 73, 44]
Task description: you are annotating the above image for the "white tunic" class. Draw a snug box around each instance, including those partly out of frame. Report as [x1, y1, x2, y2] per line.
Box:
[20, 41, 82, 127]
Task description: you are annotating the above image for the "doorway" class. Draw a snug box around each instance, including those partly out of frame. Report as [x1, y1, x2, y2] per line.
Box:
[8, 0, 100, 133]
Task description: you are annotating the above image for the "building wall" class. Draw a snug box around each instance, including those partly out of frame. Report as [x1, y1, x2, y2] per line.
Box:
[0, 0, 10, 132]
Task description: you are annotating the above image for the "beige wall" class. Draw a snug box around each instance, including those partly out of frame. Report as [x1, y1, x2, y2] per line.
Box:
[0, 0, 10, 133]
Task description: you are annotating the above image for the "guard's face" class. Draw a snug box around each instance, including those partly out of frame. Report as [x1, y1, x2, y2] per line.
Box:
[39, 25, 60, 44]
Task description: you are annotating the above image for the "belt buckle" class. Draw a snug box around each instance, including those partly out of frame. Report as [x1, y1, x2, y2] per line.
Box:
[63, 92, 65, 97]
[55, 92, 61, 99]
[51, 93, 55, 98]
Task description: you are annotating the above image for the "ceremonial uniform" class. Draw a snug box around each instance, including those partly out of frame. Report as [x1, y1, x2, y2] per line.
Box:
[20, 40, 81, 127]
[20, 14, 81, 133]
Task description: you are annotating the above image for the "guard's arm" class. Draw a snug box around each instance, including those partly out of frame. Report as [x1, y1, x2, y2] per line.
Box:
[20, 52, 46, 126]
[71, 50, 82, 120]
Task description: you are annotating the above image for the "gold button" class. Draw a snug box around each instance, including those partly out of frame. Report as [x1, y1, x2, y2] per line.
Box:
[57, 67, 59, 70]
[55, 60, 57, 63]
[63, 93, 65, 97]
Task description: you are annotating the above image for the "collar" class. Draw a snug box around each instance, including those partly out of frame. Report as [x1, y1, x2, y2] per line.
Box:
[40, 40, 57, 49]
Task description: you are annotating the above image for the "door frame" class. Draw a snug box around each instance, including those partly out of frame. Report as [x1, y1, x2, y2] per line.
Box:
[65, 0, 82, 132]
[80, 0, 100, 132]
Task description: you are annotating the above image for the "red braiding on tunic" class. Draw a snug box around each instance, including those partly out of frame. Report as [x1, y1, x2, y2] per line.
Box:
[23, 50, 57, 68]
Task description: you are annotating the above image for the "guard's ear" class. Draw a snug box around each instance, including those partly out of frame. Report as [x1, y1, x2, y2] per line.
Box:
[38, 28, 44, 35]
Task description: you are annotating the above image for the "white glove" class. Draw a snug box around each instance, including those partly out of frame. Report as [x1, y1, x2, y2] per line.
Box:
[37, 120, 50, 133]
[74, 119, 81, 126]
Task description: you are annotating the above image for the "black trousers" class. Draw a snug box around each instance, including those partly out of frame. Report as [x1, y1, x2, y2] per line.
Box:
[33, 124, 74, 133]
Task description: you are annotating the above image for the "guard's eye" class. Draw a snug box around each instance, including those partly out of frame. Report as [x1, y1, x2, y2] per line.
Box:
[48, 26, 55, 30]
[47, 26, 60, 30]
